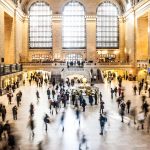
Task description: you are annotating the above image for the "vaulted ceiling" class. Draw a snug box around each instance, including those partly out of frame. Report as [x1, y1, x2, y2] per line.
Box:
[20, 0, 129, 14]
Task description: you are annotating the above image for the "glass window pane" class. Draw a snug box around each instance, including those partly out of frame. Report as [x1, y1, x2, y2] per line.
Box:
[96, 2, 119, 49]
[29, 2, 52, 49]
[62, 2, 86, 49]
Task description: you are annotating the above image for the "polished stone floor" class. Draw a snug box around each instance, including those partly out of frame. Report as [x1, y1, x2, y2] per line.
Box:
[0, 79, 150, 150]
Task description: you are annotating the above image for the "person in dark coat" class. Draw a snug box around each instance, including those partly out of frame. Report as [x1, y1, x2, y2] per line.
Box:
[52, 78, 55, 87]
[52, 89, 55, 99]
[81, 99, 86, 112]
[28, 116, 35, 139]
[1, 106, 6, 122]
[71, 92, 75, 105]
[126, 100, 131, 114]
[60, 111, 65, 132]
[8, 132, 16, 149]
[79, 93, 83, 106]
[99, 114, 107, 135]
[29, 103, 34, 117]
[100, 100, 105, 114]
[133, 85, 137, 95]
[16, 93, 21, 107]
[139, 85, 142, 95]
[142, 101, 149, 117]
[3, 120, 11, 138]
[75, 107, 80, 125]
[114, 86, 118, 97]
[0, 103, 2, 116]
[7, 92, 13, 104]
[47, 88, 51, 99]
[148, 87, 150, 98]
[12, 106, 17, 120]
[0, 122, 3, 141]
[99, 92, 102, 101]
[111, 88, 114, 99]
[89, 94, 93, 106]
[0, 88, 2, 96]
[94, 91, 98, 105]
[44, 114, 50, 132]
[36, 90, 40, 102]
[120, 101, 126, 123]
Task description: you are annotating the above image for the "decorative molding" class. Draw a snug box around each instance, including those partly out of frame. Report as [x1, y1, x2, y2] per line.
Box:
[52, 15, 62, 21]
[86, 16, 96, 21]
[16, 7, 25, 21]
[124, 0, 150, 19]
[0, 0, 16, 16]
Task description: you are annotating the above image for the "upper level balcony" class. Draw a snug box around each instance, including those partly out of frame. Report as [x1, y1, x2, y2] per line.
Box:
[21, 61, 135, 71]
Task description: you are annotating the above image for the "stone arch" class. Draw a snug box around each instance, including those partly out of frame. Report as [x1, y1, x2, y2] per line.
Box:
[61, 0, 86, 14]
[22, 0, 52, 14]
[96, 0, 123, 15]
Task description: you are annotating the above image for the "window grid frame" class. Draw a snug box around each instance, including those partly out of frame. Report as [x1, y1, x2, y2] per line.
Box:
[62, 1, 86, 49]
[96, 2, 119, 49]
[29, 2, 53, 49]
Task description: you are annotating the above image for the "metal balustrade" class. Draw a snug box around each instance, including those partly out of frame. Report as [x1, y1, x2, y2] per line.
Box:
[22, 62, 134, 70]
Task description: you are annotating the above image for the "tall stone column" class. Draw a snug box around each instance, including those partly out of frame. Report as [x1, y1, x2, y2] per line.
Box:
[119, 16, 125, 63]
[14, 10, 17, 63]
[148, 11, 150, 60]
[22, 16, 29, 62]
[86, 16, 96, 62]
[52, 15, 62, 60]
[4, 14, 15, 64]
[0, 8, 4, 64]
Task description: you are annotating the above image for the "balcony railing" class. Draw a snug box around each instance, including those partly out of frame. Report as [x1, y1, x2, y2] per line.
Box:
[21, 61, 134, 68]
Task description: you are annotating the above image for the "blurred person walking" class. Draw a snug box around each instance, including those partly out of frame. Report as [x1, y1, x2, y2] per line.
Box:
[79, 134, 88, 150]
[75, 107, 81, 126]
[12, 105, 17, 120]
[120, 101, 126, 123]
[126, 100, 131, 114]
[44, 114, 50, 132]
[29, 103, 34, 117]
[99, 114, 107, 135]
[60, 111, 66, 132]
[1, 105, 6, 122]
[27, 116, 35, 139]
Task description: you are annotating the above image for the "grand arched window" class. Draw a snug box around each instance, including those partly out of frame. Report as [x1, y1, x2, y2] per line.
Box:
[96, 1, 119, 49]
[29, 2, 52, 49]
[62, 2, 86, 49]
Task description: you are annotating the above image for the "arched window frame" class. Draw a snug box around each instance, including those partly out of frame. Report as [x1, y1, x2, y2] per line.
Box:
[28, 2, 52, 49]
[62, 1, 86, 49]
[96, 1, 119, 49]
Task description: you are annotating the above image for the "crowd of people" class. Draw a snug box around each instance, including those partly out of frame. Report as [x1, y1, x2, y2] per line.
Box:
[0, 71, 150, 149]
[108, 77, 150, 132]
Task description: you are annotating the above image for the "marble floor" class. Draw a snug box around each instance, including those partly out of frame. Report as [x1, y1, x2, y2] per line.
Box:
[0, 79, 150, 150]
